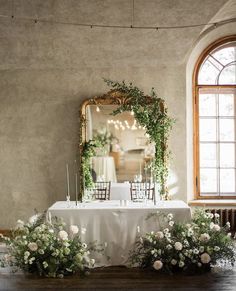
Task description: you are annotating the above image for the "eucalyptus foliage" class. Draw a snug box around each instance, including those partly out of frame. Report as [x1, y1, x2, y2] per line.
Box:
[81, 140, 100, 189]
[104, 79, 175, 199]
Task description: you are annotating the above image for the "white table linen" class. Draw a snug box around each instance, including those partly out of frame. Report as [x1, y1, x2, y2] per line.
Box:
[48, 200, 191, 266]
[110, 182, 130, 200]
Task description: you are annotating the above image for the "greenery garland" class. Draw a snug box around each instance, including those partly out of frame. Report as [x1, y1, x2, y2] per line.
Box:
[81, 140, 100, 189]
[104, 79, 175, 199]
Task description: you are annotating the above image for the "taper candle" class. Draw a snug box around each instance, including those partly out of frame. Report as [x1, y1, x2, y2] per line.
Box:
[75, 172, 78, 206]
[66, 163, 70, 198]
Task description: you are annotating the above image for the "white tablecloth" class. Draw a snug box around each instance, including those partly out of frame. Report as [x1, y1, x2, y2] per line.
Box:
[92, 156, 117, 182]
[110, 182, 130, 200]
[48, 200, 191, 266]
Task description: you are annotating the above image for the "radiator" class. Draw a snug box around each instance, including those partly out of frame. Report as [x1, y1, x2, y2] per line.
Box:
[209, 209, 236, 233]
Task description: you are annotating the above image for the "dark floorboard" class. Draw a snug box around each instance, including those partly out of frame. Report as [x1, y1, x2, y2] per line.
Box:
[0, 266, 236, 291]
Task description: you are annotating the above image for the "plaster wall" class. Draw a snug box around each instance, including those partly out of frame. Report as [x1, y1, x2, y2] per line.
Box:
[0, 0, 231, 227]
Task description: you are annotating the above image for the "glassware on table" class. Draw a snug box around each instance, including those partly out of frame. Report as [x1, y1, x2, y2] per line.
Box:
[137, 174, 142, 182]
[66, 195, 71, 208]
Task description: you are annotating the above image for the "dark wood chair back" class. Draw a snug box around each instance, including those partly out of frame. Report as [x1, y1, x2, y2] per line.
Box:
[92, 181, 111, 200]
[130, 182, 155, 201]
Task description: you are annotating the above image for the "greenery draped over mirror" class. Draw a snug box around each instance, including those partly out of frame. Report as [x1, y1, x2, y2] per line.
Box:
[79, 79, 175, 200]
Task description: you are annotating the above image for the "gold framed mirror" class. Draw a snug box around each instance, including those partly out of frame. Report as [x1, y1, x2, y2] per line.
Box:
[80, 90, 156, 183]
[79, 80, 174, 200]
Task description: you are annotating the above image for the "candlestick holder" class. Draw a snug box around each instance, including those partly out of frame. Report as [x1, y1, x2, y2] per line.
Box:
[66, 195, 71, 208]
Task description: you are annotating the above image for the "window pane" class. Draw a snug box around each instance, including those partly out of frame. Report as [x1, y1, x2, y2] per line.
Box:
[220, 169, 235, 193]
[219, 119, 235, 141]
[199, 94, 216, 116]
[200, 168, 217, 192]
[200, 143, 217, 167]
[200, 119, 216, 141]
[212, 46, 236, 66]
[219, 94, 234, 116]
[220, 143, 235, 167]
[198, 60, 219, 84]
[218, 65, 236, 85]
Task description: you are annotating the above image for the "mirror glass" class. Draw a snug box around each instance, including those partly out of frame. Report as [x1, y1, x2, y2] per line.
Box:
[85, 105, 155, 182]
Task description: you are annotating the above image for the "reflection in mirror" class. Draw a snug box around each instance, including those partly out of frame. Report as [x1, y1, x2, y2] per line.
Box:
[86, 105, 155, 182]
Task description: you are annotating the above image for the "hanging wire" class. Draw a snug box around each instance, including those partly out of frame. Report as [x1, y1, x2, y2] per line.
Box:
[11, 0, 14, 18]
[131, 0, 135, 28]
[0, 11, 235, 31]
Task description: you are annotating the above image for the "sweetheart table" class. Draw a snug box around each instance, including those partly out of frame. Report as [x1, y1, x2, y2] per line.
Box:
[48, 200, 191, 266]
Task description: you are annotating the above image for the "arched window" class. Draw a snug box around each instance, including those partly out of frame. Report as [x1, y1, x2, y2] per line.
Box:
[194, 36, 236, 199]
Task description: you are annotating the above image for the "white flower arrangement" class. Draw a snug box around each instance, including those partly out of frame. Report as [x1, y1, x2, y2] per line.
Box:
[0, 213, 102, 278]
[129, 209, 235, 274]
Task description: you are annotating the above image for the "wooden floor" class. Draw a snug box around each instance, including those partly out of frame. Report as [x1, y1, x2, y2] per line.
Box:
[0, 266, 236, 291]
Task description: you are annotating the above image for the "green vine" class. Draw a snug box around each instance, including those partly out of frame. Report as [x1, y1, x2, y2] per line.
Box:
[81, 140, 100, 189]
[104, 79, 175, 199]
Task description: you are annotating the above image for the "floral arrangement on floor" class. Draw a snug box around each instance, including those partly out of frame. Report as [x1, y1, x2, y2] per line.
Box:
[129, 209, 235, 274]
[0, 213, 101, 278]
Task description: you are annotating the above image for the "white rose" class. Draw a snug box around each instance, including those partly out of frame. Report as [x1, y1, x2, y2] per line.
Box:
[28, 214, 40, 225]
[210, 222, 215, 229]
[179, 261, 185, 268]
[205, 213, 213, 219]
[212, 224, 220, 232]
[16, 220, 24, 229]
[163, 228, 169, 234]
[70, 225, 79, 235]
[82, 243, 87, 249]
[24, 251, 30, 258]
[155, 231, 164, 239]
[90, 259, 95, 265]
[199, 233, 210, 242]
[198, 262, 202, 267]
[171, 259, 177, 265]
[200, 253, 211, 264]
[226, 222, 230, 228]
[153, 260, 163, 270]
[174, 242, 183, 251]
[28, 242, 38, 252]
[167, 213, 173, 220]
[214, 246, 220, 252]
[199, 246, 205, 253]
[169, 221, 174, 227]
[214, 213, 220, 218]
[187, 229, 194, 237]
[186, 223, 191, 228]
[58, 230, 68, 241]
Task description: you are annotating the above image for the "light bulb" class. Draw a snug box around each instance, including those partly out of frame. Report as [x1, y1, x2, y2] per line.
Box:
[96, 106, 100, 112]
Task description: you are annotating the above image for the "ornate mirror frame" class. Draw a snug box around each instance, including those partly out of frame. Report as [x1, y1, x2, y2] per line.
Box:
[79, 81, 174, 201]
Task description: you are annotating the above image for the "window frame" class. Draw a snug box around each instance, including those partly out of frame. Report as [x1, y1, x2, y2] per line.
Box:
[193, 35, 236, 200]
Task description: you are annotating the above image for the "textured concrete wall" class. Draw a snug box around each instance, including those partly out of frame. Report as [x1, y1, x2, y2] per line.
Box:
[0, 0, 229, 228]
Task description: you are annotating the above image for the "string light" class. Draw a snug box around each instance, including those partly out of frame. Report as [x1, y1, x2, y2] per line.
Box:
[96, 106, 100, 112]
[107, 118, 144, 131]
[0, 13, 235, 31]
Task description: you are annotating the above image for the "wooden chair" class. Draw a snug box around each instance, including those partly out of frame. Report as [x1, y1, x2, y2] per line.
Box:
[91, 181, 111, 200]
[130, 182, 155, 202]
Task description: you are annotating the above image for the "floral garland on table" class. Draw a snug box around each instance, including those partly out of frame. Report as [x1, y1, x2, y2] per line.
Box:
[129, 209, 235, 274]
[0, 213, 102, 278]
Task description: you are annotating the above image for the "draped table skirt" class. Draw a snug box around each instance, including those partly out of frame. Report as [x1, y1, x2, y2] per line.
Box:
[48, 200, 191, 266]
